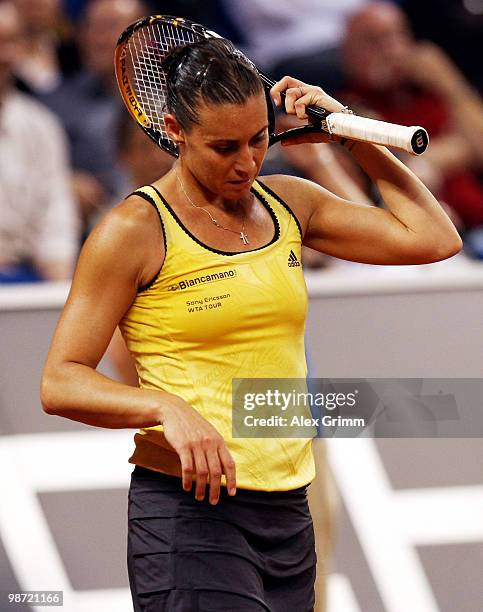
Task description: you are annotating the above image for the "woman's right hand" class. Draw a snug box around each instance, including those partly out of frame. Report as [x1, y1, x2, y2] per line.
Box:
[159, 394, 237, 505]
[271, 75, 348, 119]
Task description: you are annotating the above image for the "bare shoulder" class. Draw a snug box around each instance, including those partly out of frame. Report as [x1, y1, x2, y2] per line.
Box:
[97, 193, 161, 239]
[259, 174, 334, 234]
[78, 193, 164, 289]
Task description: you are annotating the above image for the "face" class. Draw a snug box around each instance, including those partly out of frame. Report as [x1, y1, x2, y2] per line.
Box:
[80, 0, 145, 79]
[344, 3, 414, 89]
[13, 0, 60, 33]
[171, 93, 269, 200]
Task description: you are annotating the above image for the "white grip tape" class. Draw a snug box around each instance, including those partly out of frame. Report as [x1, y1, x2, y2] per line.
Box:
[326, 112, 427, 154]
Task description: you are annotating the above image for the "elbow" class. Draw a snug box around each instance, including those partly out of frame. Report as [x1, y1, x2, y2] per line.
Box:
[40, 371, 62, 415]
[429, 233, 463, 263]
[447, 233, 464, 258]
[400, 231, 463, 265]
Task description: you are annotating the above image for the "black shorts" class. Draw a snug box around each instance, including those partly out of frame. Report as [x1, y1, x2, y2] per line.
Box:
[127, 466, 316, 612]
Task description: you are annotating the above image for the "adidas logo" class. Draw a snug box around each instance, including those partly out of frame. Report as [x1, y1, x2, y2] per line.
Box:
[288, 250, 301, 267]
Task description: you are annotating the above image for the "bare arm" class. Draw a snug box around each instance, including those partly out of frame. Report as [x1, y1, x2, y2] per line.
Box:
[40, 197, 166, 428]
[269, 77, 462, 264]
[310, 141, 462, 263]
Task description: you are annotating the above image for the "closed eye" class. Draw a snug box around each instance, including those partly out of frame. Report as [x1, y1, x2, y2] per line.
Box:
[211, 127, 268, 154]
[214, 144, 237, 154]
[252, 131, 268, 145]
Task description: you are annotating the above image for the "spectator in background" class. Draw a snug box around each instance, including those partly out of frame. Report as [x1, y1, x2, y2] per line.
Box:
[13, 0, 80, 96]
[116, 115, 174, 198]
[41, 0, 147, 237]
[89, 112, 174, 230]
[339, 2, 483, 235]
[220, 0, 369, 92]
[63, 0, 209, 24]
[0, 2, 78, 283]
[402, 0, 483, 94]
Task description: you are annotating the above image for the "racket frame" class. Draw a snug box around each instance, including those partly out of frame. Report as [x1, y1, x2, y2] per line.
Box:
[115, 15, 427, 157]
[115, 15, 332, 157]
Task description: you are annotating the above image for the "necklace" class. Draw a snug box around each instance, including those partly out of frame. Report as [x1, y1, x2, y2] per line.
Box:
[175, 170, 250, 245]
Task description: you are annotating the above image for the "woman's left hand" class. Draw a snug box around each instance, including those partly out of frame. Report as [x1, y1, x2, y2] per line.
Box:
[270, 76, 347, 120]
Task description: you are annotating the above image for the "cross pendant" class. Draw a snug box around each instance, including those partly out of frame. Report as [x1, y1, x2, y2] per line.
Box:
[240, 231, 249, 245]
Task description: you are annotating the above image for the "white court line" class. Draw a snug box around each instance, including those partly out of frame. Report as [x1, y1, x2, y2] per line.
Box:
[393, 486, 483, 545]
[327, 438, 440, 612]
[0, 433, 133, 611]
[0, 431, 135, 491]
[327, 573, 362, 612]
[2, 432, 482, 612]
[0, 445, 78, 612]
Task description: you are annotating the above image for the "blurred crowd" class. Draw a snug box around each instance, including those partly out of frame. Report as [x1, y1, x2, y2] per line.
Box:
[1, 0, 482, 283]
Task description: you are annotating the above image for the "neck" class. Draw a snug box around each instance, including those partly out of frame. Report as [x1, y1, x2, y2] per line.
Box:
[166, 166, 256, 246]
[174, 165, 250, 214]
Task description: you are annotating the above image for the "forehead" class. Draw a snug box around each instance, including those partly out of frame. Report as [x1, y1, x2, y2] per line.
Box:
[194, 93, 268, 140]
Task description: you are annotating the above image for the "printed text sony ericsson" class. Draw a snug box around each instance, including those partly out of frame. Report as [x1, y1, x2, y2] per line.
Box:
[187, 294, 231, 312]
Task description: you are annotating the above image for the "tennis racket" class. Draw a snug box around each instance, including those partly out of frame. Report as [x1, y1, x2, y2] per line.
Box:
[115, 15, 429, 157]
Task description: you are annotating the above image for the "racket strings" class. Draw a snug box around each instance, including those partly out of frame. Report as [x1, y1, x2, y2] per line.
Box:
[127, 23, 199, 141]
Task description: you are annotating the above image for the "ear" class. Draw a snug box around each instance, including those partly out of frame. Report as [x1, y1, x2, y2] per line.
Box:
[164, 113, 185, 146]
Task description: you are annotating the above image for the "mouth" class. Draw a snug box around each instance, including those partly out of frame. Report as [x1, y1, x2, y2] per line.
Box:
[228, 178, 252, 187]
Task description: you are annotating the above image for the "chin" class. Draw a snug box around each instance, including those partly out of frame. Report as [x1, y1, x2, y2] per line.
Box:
[226, 187, 251, 201]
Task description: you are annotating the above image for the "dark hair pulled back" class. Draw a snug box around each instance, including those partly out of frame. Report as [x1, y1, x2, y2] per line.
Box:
[162, 38, 264, 131]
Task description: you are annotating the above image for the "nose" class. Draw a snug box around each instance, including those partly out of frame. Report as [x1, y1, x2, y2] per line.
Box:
[234, 145, 257, 177]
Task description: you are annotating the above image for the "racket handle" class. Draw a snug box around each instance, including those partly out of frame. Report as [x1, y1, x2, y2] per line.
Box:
[326, 112, 429, 155]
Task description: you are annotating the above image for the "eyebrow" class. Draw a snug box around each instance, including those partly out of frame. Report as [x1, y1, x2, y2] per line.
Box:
[208, 125, 268, 144]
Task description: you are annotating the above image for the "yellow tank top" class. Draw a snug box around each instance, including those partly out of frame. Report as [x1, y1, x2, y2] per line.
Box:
[120, 179, 315, 491]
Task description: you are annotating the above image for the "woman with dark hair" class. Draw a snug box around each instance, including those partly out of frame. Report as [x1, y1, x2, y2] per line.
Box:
[41, 37, 461, 611]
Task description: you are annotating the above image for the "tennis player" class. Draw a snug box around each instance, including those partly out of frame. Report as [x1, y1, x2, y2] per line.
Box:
[41, 38, 462, 611]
